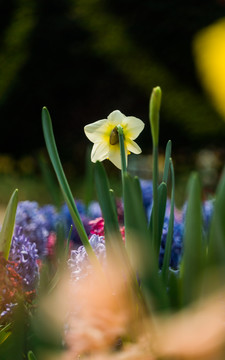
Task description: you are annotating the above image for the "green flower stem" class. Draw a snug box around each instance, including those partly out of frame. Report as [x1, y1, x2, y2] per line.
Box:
[161, 158, 175, 283]
[149, 87, 161, 256]
[149, 87, 161, 147]
[152, 144, 159, 254]
[117, 125, 127, 177]
[117, 125, 131, 259]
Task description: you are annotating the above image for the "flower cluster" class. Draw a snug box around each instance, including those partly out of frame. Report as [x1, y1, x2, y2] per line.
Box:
[0, 252, 35, 324]
[60, 201, 91, 244]
[9, 226, 39, 290]
[68, 234, 106, 281]
[15, 201, 56, 257]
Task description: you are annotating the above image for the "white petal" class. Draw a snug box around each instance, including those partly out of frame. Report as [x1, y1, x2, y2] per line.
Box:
[126, 139, 142, 154]
[91, 142, 109, 163]
[84, 119, 108, 143]
[122, 116, 145, 140]
[107, 110, 126, 125]
[108, 145, 123, 169]
[107, 144, 129, 169]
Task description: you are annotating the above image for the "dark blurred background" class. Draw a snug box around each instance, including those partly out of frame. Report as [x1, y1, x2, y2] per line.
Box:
[0, 0, 225, 194]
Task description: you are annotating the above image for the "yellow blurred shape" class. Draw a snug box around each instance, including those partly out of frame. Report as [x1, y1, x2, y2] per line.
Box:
[193, 18, 225, 119]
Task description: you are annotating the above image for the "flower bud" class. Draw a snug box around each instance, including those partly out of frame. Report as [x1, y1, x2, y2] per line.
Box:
[149, 86, 162, 146]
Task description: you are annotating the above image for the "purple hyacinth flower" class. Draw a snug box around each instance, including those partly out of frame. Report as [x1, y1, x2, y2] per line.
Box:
[16, 201, 49, 257]
[68, 234, 106, 281]
[140, 179, 153, 211]
[202, 199, 214, 235]
[159, 215, 184, 269]
[9, 226, 39, 290]
[39, 204, 62, 232]
[87, 201, 102, 219]
[182, 198, 214, 239]
[60, 201, 91, 244]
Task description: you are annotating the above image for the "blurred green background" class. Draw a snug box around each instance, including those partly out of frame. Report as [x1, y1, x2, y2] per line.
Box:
[0, 0, 225, 206]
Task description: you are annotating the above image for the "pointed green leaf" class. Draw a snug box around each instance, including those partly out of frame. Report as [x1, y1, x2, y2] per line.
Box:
[208, 167, 225, 267]
[124, 174, 149, 261]
[0, 324, 11, 345]
[148, 182, 167, 257]
[180, 172, 203, 306]
[27, 351, 37, 360]
[0, 189, 18, 259]
[162, 140, 172, 183]
[167, 268, 181, 311]
[123, 173, 169, 311]
[94, 161, 122, 255]
[161, 159, 175, 283]
[117, 125, 127, 175]
[42, 107, 96, 260]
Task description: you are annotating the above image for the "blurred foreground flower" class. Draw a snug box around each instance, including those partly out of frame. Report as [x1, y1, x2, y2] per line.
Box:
[152, 290, 225, 360]
[40, 261, 225, 360]
[84, 110, 144, 169]
[40, 255, 142, 360]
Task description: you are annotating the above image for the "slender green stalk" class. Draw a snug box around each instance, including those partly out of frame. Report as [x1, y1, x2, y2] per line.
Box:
[161, 158, 175, 283]
[152, 144, 159, 254]
[149, 86, 161, 256]
[162, 140, 172, 184]
[28, 351, 37, 360]
[117, 124, 129, 248]
[117, 124, 127, 177]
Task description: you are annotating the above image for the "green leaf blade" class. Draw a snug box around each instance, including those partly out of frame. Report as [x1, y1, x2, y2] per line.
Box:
[123, 173, 169, 311]
[180, 172, 203, 306]
[41, 107, 96, 260]
[161, 159, 175, 283]
[27, 351, 37, 360]
[94, 161, 122, 254]
[208, 167, 225, 267]
[0, 189, 18, 259]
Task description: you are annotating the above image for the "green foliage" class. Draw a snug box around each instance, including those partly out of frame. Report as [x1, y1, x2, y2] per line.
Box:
[2, 86, 225, 358]
[42, 106, 97, 260]
[0, 188, 18, 259]
[94, 161, 122, 257]
[208, 168, 225, 268]
[180, 173, 204, 306]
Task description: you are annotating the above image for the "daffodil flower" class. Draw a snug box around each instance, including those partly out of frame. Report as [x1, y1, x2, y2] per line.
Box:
[84, 110, 145, 169]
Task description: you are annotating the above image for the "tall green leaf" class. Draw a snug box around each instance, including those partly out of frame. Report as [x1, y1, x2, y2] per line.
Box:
[123, 173, 169, 311]
[41, 107, 97, 261]
[148, 182, 167, 258]
[162, 140, 172, 183]
[180, 172, 203, 306]
[0, 189, 18, 259]
[94, 161, 122, 255]
[27, 351, 37, 360]
[161, 159, 175, 283]
[208, 167, 225, 267]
